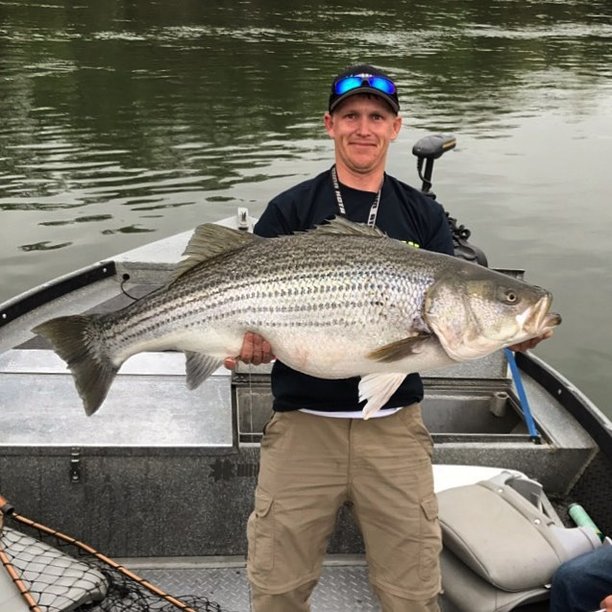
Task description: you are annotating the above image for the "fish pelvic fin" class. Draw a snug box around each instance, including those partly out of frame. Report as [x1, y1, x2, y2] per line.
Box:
[367, 334, 432, 363]
[169, 224, 260, 284]
[358, 373, 407, 419]
[185, 352, 223, 389]
[32, 315, 118, 416]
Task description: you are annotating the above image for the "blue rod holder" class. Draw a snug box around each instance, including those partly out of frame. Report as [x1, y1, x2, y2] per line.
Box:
[504, 348, 541, 443]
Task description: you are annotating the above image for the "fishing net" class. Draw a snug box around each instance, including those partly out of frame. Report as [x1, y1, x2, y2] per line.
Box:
[0, 496, 231, 612]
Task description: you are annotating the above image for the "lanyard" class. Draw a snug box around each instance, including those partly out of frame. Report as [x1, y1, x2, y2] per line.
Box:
[331, 166, 382, 228]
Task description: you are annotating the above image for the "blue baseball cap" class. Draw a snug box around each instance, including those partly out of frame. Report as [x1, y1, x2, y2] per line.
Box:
[329, 64, 400, 114]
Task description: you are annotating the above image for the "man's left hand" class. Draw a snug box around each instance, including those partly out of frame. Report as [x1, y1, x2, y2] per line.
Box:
[507, 329, 554, 353]
[224, 332, 274, 370]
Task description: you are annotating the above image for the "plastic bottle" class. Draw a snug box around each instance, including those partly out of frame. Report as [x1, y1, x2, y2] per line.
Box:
[568, 503, 605, 542]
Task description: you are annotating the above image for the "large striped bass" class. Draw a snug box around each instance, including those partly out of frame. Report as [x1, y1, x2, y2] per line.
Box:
[33, 218, 561, 417]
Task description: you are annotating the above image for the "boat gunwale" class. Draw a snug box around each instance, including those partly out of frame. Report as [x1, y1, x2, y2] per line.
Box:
[0, 261, 117, 329]
[516, 351, 612, 460]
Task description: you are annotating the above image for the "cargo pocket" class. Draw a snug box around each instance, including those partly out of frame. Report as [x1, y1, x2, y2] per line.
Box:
[247, 489, 275, 572]
[419, 494, 442, 584]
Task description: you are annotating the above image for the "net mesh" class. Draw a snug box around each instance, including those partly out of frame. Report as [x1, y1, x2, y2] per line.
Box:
[0, 507, 231, 612]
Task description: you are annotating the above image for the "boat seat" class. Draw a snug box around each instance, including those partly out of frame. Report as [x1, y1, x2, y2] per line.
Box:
[438, 472, 602, 612]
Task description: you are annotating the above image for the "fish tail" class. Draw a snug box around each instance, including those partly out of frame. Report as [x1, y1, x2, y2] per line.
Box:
[32, 315, 119, 416]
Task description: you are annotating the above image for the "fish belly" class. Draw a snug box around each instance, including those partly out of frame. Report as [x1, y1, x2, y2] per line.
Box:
[263, 328, 454, 379]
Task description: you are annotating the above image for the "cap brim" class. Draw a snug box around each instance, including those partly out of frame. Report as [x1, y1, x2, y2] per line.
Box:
[329, 87, 399, 113]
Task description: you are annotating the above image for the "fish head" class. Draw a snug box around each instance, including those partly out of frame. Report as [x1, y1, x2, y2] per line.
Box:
[424, 265, 561, 361]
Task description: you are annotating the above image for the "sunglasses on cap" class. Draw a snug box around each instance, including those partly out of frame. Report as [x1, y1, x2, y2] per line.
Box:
[333, 74, 397, 96]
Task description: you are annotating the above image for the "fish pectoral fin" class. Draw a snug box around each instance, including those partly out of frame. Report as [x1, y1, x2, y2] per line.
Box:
[358, 373, 407, 419]
[185, 352, 223, 389]
[367, 334, 432, 363]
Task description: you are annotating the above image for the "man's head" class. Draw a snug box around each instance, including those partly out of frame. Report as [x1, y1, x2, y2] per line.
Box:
[328, 64, 400, 115]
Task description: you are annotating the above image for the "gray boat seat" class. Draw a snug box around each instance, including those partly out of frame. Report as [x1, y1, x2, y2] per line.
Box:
[437, 472, 602, 612]
[0, 526, 108, 612]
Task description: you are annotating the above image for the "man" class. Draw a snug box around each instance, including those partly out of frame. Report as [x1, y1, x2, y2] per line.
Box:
[550, 545, 612, 612]
[226, 64, 549, 611]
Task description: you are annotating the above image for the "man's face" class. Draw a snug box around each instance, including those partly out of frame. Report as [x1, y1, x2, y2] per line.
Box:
[324, 95, 402, 176]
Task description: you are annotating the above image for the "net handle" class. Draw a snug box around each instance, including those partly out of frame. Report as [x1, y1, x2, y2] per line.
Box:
[0, 494, 14, 516]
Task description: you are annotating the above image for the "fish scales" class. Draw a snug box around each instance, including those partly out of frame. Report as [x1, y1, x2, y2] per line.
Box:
[105, 233, 431, 353]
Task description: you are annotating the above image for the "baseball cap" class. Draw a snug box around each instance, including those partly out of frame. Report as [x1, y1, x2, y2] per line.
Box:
[328, 64, 400, 114]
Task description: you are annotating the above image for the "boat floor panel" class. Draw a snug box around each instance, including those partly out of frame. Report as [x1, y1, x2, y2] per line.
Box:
[129, 558, 551, 612]
[135, 560, 378, 611]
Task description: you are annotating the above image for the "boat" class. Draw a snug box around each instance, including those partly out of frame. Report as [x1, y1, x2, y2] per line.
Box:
[1, 135, 611, 612]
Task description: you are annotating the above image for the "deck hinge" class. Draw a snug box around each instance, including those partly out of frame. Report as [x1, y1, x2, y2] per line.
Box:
[70, 447, 82, 484]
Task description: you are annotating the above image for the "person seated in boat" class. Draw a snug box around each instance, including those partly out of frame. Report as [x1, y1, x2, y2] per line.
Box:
[549, 544, 612, 612]
[225, 64, 552, 612]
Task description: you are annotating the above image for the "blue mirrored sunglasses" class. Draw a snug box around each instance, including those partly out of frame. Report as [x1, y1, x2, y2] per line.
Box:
[334, 75, 396, 96]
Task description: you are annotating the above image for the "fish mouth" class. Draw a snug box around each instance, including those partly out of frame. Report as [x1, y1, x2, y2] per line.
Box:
[543, 311, 562, 328]
[517, 294, 562, 336]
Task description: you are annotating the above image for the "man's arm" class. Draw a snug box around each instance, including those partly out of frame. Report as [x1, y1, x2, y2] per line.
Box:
[601, 594, 612, 611]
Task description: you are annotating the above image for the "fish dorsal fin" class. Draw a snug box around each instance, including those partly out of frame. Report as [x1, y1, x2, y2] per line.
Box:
[311, 216, 387, 238]
[170, 224, 260, 283]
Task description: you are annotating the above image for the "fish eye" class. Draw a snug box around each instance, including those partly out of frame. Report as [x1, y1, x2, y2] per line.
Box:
[502, 289, 519, 304]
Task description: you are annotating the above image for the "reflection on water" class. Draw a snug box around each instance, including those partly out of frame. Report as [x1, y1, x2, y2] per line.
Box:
[0, 0, 611, 411]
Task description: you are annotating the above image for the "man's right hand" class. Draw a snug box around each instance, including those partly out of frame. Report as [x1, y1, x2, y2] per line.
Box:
[224, 332, 275, 370]
[601, 595, 612, 611]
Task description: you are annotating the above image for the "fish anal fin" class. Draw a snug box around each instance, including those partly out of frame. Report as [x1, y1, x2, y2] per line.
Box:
[169, 224, 260, 284]
[368, 334, 432, 363]
[185, 352, 223, 389]
[358, 373, 407, 419]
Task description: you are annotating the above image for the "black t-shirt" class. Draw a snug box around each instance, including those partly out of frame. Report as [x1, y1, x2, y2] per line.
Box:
[254, 168, 454, 413]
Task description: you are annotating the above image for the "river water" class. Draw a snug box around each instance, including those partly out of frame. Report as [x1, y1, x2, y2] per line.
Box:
[1, 0, 611, 414]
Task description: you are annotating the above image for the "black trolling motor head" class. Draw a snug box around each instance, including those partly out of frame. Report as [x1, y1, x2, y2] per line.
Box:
[412, 133, 457, 195]
[412, 133, 457, 160]
[411, 133, 488, 267]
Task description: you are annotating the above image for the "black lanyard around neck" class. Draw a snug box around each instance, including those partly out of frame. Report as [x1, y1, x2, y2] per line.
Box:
[331, 165, 383, 228]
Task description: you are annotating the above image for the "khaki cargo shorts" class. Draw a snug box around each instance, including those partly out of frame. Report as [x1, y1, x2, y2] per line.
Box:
[247, 406, 442, 600]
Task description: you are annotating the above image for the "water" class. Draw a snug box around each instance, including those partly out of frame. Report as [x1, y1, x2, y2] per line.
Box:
[1, 0, 611, 414]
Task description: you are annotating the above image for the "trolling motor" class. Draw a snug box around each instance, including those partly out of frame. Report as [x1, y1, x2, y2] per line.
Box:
[412, 133, 488, 267]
